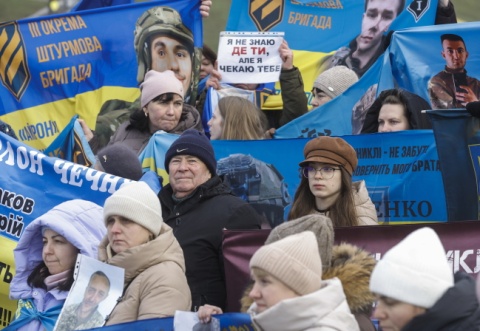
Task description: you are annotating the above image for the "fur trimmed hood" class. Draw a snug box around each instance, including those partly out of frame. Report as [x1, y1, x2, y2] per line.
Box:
[323, 243, 376, 314]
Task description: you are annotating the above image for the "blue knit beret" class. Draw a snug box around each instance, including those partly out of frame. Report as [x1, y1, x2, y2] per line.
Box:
[164, 129, 217, 175]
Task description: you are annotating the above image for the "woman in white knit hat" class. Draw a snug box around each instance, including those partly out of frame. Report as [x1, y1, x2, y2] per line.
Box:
[199, 231, 359, 330]
[98, 181, 191, 325]
[370, 227, 480, 331]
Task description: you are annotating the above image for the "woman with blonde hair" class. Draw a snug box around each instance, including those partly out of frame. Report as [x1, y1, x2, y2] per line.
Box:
[208, 96, 267, 140]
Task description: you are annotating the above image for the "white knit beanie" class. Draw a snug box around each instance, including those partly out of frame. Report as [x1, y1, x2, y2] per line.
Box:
[313, 65, 358, 100]
[370, 227, 454, 308]
[250, 231, 323, 296]
[103, 181, 163, 237]
[140, 70, 184, 108]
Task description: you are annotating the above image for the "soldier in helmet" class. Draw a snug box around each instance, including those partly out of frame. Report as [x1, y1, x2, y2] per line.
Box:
[134, 6, 200, 103]
[85, 5, 208, 153]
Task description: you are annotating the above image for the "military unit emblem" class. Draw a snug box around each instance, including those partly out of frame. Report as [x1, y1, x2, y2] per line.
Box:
[0, 22, 30, 100]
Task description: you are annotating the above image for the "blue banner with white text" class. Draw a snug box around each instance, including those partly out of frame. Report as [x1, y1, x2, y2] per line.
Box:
[0, 132, 132, 328]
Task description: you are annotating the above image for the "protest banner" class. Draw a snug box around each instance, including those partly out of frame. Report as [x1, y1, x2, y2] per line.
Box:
[217, 31, 284, 84]
[377, 21, 480, 108]
[0, 0, 202, 150]
[0, 132, 130, 328]
[83, 313, 253, 331]
[226, 0, 439, 138]
[223, 221, 480, 311]
[140, 130, 447, 225]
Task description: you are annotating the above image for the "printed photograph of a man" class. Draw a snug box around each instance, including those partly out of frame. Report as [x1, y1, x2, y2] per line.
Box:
[90, 5, 202, 151]
[428, 33, 480, 109]
[55, 271, 110, 331]
[324, 0, 405, 78]
[134, 6, 198, 102]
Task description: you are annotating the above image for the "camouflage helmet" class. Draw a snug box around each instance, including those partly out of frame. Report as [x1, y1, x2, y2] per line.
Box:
[217, 154, 291, 228]
[134, 6, 194, 84]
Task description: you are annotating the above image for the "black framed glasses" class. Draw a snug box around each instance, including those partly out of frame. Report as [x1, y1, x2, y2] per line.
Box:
[302, 166, 340, 180]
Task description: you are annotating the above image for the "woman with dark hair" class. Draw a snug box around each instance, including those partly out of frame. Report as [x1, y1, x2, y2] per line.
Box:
[7, 200, 105, 331]
[288, 136, 377, 226]
[361, 88, 432, 133]
[200, 44, 217, 81]
[106, 69, 203, 155]
[197, 44, 217, 97]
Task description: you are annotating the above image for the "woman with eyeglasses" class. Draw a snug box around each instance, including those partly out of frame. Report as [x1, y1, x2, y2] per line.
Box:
[288, 136, 377, 226]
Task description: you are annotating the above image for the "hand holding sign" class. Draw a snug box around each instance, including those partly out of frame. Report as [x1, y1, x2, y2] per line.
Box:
[217, 32, 284, 84]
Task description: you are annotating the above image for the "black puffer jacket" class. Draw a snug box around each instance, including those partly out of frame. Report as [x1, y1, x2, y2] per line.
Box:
[159, 176, 263, 312]
[402, 272, 480, 331]
[361, 88, 432, 133]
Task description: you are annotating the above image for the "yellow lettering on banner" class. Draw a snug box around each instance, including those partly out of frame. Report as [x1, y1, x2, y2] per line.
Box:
[287, 12, 332, 29]
[36, 36, 102, 62]
[39, 15, 87, 35]
[40, 63, 92, 88]
[28, 22, 42, 38]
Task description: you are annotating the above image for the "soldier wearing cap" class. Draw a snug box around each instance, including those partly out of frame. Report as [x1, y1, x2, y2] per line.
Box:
[288, 136, 377, 226]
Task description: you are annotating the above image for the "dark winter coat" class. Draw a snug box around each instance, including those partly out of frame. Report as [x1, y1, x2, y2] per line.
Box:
[360, 89, 433, 133]
[105, 103, 202, 155]
[402, 272, 480, 331]
[159, 176, 263, 311]
[278, 67, 309, 127]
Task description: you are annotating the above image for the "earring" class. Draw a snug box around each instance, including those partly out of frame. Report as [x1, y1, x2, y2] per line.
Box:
[144, 112, 148, 117]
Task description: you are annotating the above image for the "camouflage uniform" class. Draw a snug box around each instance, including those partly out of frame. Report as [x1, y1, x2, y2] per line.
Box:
[55, 303, 104, 331]
[320, 37, 386, 79]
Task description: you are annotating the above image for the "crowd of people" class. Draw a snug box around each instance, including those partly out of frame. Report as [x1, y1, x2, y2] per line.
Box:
[5, 0, 480, 330]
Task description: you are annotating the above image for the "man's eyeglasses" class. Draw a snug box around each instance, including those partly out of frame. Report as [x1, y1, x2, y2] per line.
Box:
[302, 166, 340, 180]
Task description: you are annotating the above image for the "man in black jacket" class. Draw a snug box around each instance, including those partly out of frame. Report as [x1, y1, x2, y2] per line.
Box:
[159, 129, 263, 311]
